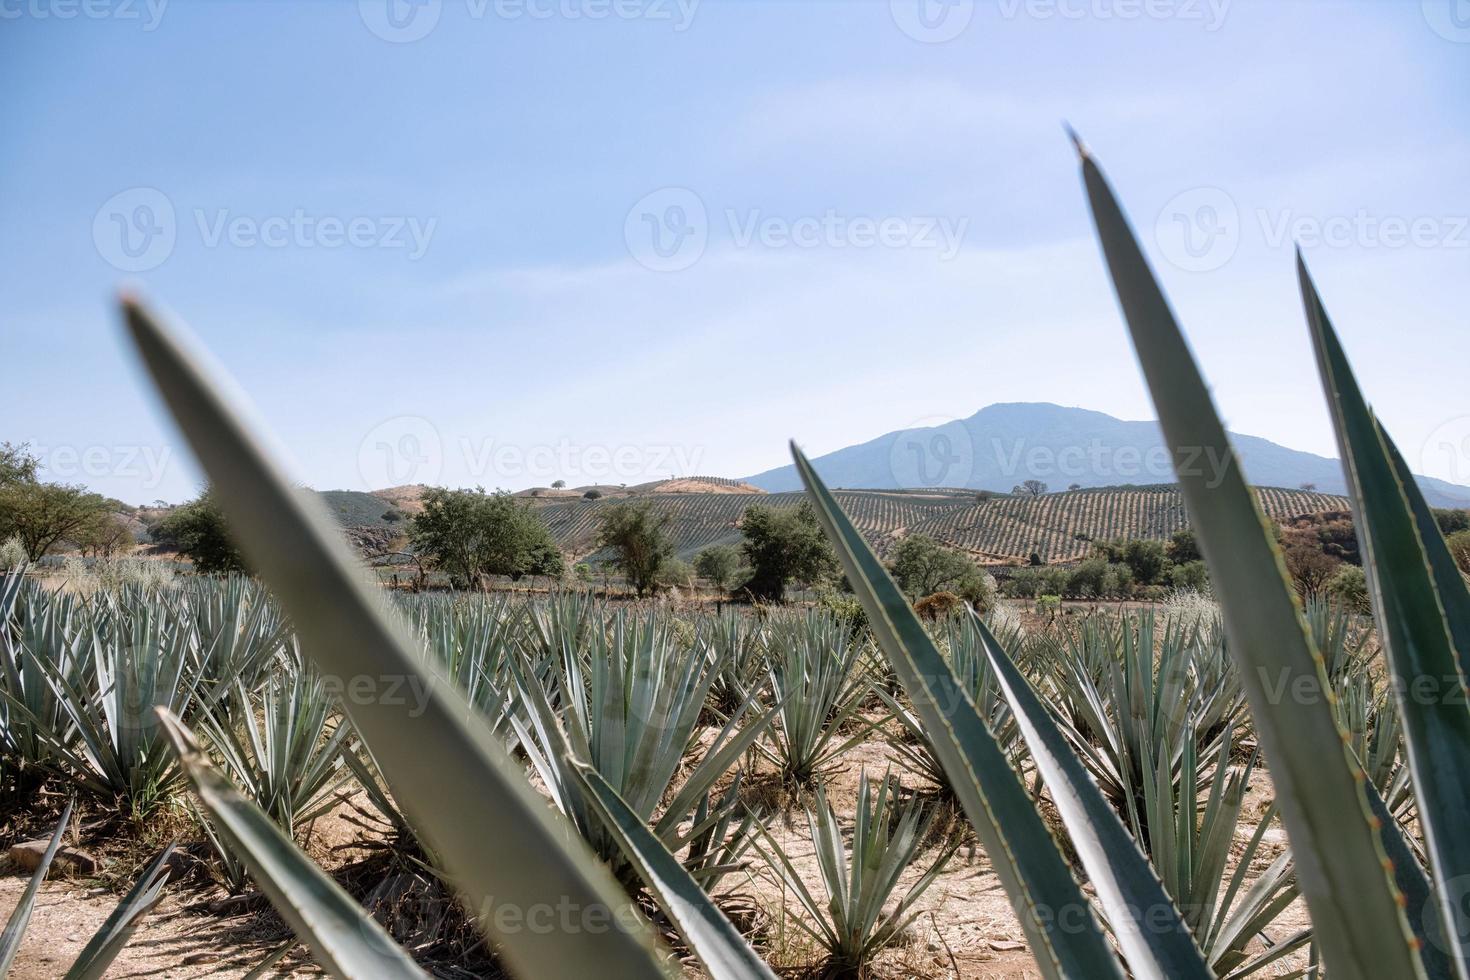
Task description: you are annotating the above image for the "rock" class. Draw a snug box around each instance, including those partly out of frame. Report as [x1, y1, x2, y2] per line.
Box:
[8, 840, 101, 875]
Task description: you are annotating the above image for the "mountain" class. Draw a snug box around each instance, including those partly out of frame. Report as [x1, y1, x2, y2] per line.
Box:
[745, 403, 1470, 509]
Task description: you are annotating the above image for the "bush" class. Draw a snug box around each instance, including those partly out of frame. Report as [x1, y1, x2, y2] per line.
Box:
[596, 502, 674, 597]
[1168, 560, 1210, 592]
[889, 534, 991, 608]
[0, 535, 27, 568]
[1327, 564, 1371, 614]
[914, 590, 963, 620]
[654, 557, 695, 591]
[583, 489, 602, 500]
[739, 501, 837, 602]
[409, 487, 563, 588]
[1446, 530, 1470, 576]
[1434, 507, 1470, 536]
[151, 489, 247, 573]
[693, 543, 742, 593]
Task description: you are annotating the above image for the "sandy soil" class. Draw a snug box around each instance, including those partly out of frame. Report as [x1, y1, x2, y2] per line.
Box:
[0, 684, 1313, 979]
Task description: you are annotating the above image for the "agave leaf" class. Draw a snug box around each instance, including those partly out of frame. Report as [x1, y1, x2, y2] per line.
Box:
[976, 618, 1212, 978]
[158, 709, 427, 979]
[121, 298, 668, 979]
[1298, 255, 1470, 978]
[64, 842, 177, 980]
[566, 763, 775, 980]
[789, 444, 1125, 980]
[1076, 140, 1422, 979]
[0, 798, 73, 977]
[1361, 778, 1455, 980]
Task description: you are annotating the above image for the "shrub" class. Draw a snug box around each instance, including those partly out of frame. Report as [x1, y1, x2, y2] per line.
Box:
[1449, 529, 1470, 576]
[1327, 564, 1371, 614]
[596, 501, 674, 597]
[1168, 559, 1210, 592]
[654, 557, 695, 590]
[889, 533, 991, 607]
[693, 543, 741, 593]
[739, 500, 836, 601]
[151, 489, 247, 573]
[409, 487, 563, 588]
[913, 590, 963, 620]
[0, 535, 25, 568]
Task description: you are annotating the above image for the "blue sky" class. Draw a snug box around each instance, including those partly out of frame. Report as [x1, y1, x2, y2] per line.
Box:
[2, 0, 1467, 504]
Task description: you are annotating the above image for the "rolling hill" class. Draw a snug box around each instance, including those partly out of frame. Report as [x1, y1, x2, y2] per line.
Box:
[512, 484, 1346, 566]
[744, 402, 1470, 508]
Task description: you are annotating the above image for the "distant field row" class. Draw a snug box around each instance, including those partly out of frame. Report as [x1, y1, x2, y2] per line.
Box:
[525, 485, 1349, 565]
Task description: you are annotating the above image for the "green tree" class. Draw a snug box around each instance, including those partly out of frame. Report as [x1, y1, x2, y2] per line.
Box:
[654, 557, 695, 590]
[1168, 560, 1210, 592]
[1327, 564, 1371, 614]
[74, 512, 134, 558]
[595, 501, 673, 597]
[694, 543, 741, 593]
[0, 442, 40, 486]
[889, 534, 991, 606]
[739, 501, 837, 602]
[409, 487, 563, 589]
[0, 482, 113, 562]
[1434, 508, 1470, 536]
[151, 489, 248, 573]
[1447, 530, 1470, 576]
[1092, 537, 1167, 585]
[1166, 528, 1201, 564]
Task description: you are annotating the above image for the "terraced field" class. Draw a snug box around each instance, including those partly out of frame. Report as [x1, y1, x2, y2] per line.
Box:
[527, 484, 1349, 564]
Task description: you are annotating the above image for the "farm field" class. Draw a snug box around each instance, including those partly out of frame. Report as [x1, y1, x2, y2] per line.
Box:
[0, 578, 1324, 978]
[324, 482, 1350, 565]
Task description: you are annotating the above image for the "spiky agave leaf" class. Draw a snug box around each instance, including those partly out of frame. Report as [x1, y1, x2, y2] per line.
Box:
[789, 445, 1126, 980]
[121, 298, 668, 979]
[0, 799, 74, 976]
[158, 708, 427, 978]
[1076, 136, 1423, 979]
[567, 762, 778, 980]
[1299, 256, 1470, 977]
[750, 771, 956, 974]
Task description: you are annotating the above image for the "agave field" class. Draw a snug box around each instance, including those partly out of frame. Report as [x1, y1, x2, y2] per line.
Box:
[533, 484, 1345, 565]
[3, 145, 1468, 980]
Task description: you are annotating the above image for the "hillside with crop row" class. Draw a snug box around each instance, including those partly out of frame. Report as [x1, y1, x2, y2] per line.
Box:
[521, 484, 1349, 564]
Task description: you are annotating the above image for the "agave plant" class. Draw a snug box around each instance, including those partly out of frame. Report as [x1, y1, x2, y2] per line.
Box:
[751, 771, 956, 976]
[1035, 611, 1245, 851]
[509, 609, 773, 889]
[706, 612, 766, 718]
[113, 136, 1470, 980]
[758, 610, 879, 787]
[881, 612, 1023, 791]
[193, 658, 354, 891]
[0, 576, 91, 799]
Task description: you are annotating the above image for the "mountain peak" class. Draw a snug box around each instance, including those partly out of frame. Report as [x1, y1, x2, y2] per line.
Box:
[745, 403, 1470, 507]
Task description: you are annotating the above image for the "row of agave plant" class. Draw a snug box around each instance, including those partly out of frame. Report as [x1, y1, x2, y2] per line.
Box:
[6, 140, 1465, 980]
[6, 565, 1350, 975]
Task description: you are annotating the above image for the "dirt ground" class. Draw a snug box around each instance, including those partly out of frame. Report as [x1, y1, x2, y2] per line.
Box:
[0, 721, 1310, 979]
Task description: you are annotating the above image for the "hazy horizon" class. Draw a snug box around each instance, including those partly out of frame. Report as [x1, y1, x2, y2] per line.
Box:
[5, 1, 1467, 505]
